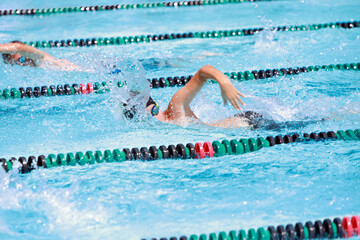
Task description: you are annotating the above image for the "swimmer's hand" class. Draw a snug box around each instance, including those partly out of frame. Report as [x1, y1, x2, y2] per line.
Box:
[220, 80, 245, 110]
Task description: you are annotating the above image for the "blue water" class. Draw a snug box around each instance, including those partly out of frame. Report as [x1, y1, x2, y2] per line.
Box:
[0, 0, 360, 239]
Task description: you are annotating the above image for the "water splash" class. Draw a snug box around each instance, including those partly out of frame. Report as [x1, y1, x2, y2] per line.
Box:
[109, 55, 151, 123]
[0, 167, 112, 239]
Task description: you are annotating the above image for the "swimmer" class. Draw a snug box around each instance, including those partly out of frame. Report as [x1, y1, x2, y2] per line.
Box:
[133, 81, 323, 129]
[0, 41, 80, 71]
[124, 64, 253, 128]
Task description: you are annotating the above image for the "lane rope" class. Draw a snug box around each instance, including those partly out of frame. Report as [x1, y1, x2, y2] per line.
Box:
[0, 0, 271, 17]
[142, 215, 360, 240]
[1, 62, 359, 101]
[1, 129, 359, 173]
[20, 20, 360, 48]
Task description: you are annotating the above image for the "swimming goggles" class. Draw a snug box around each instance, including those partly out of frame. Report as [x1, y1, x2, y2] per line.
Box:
[17, 56, 26, 64]
[150, 101, 160, 116]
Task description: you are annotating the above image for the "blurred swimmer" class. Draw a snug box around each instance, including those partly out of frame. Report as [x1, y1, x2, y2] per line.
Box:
[0, 41, 80, 71]
[124, 65, 252, 128]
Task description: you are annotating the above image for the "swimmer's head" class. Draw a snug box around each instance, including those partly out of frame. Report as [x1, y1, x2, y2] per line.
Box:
[122, 92, 159, 120]
[2, 41, 35, 67]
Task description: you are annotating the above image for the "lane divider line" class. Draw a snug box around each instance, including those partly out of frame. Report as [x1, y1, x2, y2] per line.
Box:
[142, 215, 360, 240]
[20, 20, 360, 48]
[1, 129, 359, 173]
[1, 62, 359, 101]
[0, 0, 271, 17]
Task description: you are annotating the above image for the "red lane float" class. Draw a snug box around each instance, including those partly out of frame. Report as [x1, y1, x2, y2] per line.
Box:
[195, 143, 205, 159]
[80, 84, 87, 94]
[203, 142, 214, 158]
[351, 215, 360, 236]
[87, 83, 93, 93]
[343, 216, 353, 238]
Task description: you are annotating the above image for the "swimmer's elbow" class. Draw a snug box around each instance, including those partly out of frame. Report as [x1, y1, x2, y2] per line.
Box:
[198, 65, 216, 81]
[199, 65, 215, 74]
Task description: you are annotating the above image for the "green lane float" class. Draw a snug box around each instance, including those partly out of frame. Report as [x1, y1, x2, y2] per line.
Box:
[142, 215, 360, 240]
[1, 62, 359, 101]
[1, 129, 359, 174]
[0, 0, 271, 17]
[20, 20, 360, 48]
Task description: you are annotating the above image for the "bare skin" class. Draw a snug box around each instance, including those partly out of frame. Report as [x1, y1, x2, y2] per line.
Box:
[0, 42, 80, 71]
[146, 65, 249, 128]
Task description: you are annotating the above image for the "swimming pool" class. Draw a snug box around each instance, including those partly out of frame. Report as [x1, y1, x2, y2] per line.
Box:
[0, 0, 359, 239]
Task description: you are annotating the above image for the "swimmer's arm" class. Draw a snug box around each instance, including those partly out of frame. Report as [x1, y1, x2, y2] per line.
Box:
[0, 43, 52, 63]
[166, 65, 245, 117]
[0, 43, 80, 70]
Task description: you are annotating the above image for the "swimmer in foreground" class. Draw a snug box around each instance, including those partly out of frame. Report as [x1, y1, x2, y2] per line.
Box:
[126, 65, 253, 128]
[0, 41, 80, 71]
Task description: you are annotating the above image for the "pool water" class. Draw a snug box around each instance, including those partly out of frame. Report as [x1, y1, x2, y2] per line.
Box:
[0, 0, 359, 239]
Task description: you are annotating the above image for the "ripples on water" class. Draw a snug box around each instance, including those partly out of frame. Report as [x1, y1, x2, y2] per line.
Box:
[0, 0, 359, 239]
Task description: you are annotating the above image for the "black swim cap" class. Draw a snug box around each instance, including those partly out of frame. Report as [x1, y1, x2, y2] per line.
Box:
[146, 97, 156, 107]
